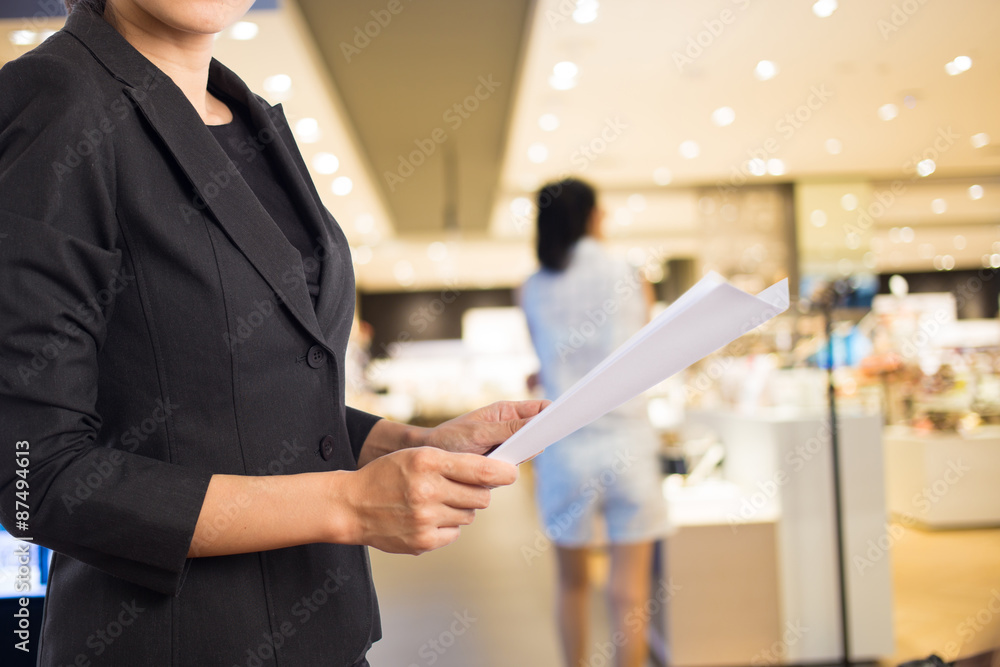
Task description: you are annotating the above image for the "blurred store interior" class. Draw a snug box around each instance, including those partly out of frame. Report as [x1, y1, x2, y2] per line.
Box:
[2, 0, 1000, 665]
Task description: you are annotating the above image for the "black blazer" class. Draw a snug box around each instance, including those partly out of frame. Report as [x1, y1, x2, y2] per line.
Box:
[0, 8, 381, 666]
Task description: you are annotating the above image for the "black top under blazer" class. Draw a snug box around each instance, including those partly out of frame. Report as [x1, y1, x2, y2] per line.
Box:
[0, 8, 382, 665]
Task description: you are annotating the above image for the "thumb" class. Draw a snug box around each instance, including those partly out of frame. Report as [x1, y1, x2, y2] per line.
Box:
[479, 416, 535, 446]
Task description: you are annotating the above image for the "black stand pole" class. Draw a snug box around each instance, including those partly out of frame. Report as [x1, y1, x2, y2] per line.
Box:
[823, 303, 851, 666]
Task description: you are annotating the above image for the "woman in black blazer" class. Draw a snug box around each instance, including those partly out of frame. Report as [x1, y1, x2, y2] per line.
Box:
[0, 1, 545, 664]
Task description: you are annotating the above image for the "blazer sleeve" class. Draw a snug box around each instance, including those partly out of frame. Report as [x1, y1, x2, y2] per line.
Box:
[0, 50, 213, 595]
[345, 407, 382, 463]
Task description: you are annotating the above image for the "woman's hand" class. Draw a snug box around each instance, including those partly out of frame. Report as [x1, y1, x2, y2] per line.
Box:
[333, 446, 518, 555]
[420, 399, 550, 455]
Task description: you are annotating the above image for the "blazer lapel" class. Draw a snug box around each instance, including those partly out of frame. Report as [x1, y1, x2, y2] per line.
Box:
[63, 10, 330, 351]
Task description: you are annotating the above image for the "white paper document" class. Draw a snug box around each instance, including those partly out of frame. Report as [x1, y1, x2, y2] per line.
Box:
[488, 273, 790, 465]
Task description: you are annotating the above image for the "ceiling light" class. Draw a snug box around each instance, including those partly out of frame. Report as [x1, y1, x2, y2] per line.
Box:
[354, 214, 375, 234]
[573, 0, 599, 24]
[653, 167, 673, 186]
[766, 158, 785, 175]
[900, 226, 915, 243]
[971, 132, 990, 148]
[812, 0, 838, 18]
[679, 140, 700, 159]
[841, 193, 858, 211]
[510, 197, 533, 217]
[941, 255, 955, 271]
[931, 198, 947, 214]
[627, 194, 647, 212]
[527, 143, 549, 163]
[8, 30, 37, 46]
[230, 21, 259, 40]
[747, 158, 766, 176]
[263, 74, 292, 93]
[810, 210, 827, 227]
[968, 184, 984, 200]
[549, 61, 579, 90]
[825, 138, 842, 155]
[754, 60, 778, 81]
[294, 118, 320, 143]
[877, 103, 898, 121]
[352, 245, 373, 265]
[393, 260, 415, 286]
[888, 274, 909, 297]
[538, 113, 560, 131]
[953, 235, 966, 250]
[916, 159, 936, 177]
[331, 176, 353, 196]
[312, 152, 340, 175]
[945, 55, 972, 76]
[614, 208, 633, 226]
[427, 242, 448, 262]
[711, 106, 735, 127]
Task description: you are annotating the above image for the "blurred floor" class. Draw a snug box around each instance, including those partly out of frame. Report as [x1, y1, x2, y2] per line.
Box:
[367, 472, 1000, 667]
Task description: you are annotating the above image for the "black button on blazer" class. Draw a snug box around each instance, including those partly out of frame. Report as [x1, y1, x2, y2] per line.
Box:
[0, 8, 382, 666]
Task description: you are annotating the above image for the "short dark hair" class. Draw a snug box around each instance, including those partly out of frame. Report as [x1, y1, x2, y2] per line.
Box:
[64, 0, 107, 14]
[535, 178, 597, 272]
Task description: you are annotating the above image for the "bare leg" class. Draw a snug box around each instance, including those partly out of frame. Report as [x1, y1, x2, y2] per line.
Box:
[556, 546, 591, 667]
[608, 541, 655, 667]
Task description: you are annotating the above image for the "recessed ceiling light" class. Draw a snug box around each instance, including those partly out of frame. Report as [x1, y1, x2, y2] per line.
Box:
[653, 167, 673, 185]
[916, 159, 936, 177]
[355, 214, 375, 234]
[8, 30, 37, 46]
[527, 143, 549, 163]
[900, 226, 915, 243]
[627, 194, 647, 212]
[427, 242, 448, 262]
[331, 176, 353, 196]
[264, 74, 292, 94]
[312, 152, 340, 175]
[352, 245, 373, 265]
[968, 184, 984, 200]
[679, 140, 700, 159]
[294, 118, 320, 143]
[766, 158, 785, 175]
[953, 235, 966, 250]
[810, 210, 827, 227]
[945, 55, 972, 76]
[812, 0, 838, 18]
[230, 21, 259, 40]
[538, 113, 560, 131]
[825, 138, 843, 155]
[841, 193, 858, 211]
[510, 197, 533, 217]
[393, 260, 415, 286]
[877, 103, 898, 121]
[711, 106, 736, 127]
[754, 60, 779, 81]
[931, 198, 947, 214]
[573, 0, 599, 24]
[747, 158, 766, 176]
[971, 132, 991, 148]
[549, 61, 579, 90]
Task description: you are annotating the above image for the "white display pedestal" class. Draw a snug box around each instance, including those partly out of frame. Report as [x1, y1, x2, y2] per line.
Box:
[663, 410, 894, 665]
[884, 425, 1000, 528]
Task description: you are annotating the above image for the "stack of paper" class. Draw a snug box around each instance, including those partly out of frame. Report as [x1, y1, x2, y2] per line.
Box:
[489, 273, 790, 464]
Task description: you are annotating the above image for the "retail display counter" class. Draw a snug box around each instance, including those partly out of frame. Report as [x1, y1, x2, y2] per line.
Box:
[659, 409, 894, 665]
[884, 425, 1000, 528]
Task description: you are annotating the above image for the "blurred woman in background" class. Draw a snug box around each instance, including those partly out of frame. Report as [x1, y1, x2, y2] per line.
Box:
[520, 178, 669, 667]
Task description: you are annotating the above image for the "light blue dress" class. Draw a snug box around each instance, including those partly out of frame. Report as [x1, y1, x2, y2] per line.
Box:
[521, 238, 668, 546]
